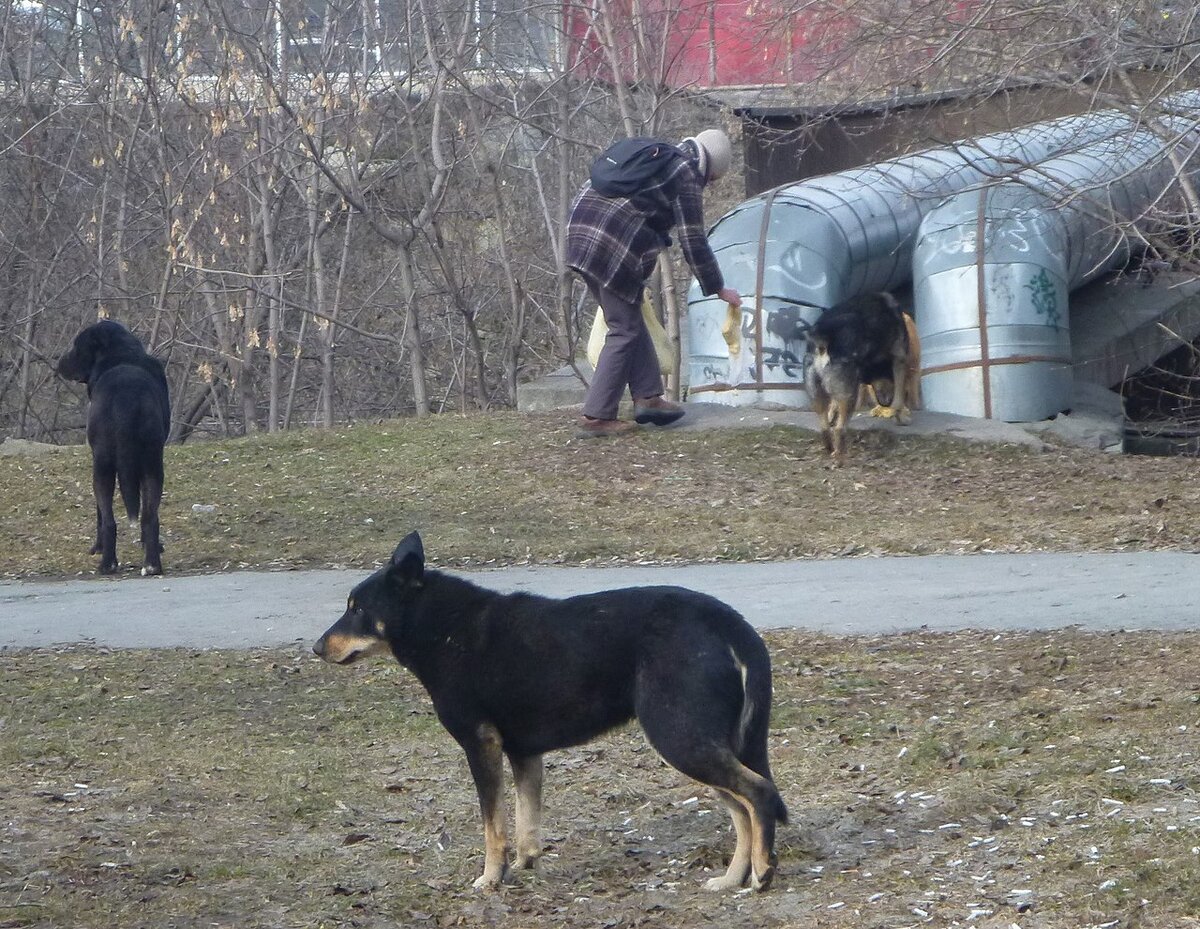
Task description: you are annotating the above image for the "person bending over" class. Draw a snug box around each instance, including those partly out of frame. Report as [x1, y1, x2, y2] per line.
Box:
[566, 129, 742, 438]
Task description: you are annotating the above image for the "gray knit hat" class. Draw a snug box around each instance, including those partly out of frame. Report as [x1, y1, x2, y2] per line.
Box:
[685, 129, 732, 182]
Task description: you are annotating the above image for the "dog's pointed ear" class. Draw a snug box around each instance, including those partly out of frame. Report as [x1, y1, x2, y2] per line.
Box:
[390, 532, 425, 584]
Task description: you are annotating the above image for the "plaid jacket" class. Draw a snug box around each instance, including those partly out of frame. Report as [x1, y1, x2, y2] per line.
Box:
[566, 140, 725, 304]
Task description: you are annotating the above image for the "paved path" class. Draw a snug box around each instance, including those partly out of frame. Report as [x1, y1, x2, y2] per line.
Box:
[2, 551, 1197, 649]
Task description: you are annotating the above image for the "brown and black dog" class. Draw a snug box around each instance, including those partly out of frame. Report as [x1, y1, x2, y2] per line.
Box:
[314, 532, 788, 893]
[804, 292, 920, 464]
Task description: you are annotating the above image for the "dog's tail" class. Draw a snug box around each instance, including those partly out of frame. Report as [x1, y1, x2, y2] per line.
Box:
[768, 781, 789, 825]
[114, 406, 167, 524]
[902, 312, 923, 410]
[732, 639, 790, 825]
[116, 456, 143, 522]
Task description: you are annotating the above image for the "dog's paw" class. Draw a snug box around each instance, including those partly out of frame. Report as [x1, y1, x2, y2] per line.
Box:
[141, 565, 162, 577]
[870, 405, 895, 419]
[512, 852, 540, 871]
[896, 407, 912, 425]
[99, 561, 119, 575]
[704, 873, 748, 892]
[750, 865, 776, 892]
[471, 864, 510, 892]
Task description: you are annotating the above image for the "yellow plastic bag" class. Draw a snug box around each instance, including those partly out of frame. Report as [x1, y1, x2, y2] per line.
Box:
[586, 297, 678, 376]
[721, 302, 742, 358]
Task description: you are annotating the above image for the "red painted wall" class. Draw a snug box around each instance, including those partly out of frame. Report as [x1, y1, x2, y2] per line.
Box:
[563, 0, 976, 90]
[563, 0, 850, 88]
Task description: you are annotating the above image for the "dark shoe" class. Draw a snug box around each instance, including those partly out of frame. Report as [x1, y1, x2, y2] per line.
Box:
[633, 396, 685, 426]
[575, 416, 638, 439]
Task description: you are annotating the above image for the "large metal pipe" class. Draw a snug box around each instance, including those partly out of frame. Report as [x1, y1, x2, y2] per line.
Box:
[687, 94, 1198, 407]
[914, 93, 1200, 421]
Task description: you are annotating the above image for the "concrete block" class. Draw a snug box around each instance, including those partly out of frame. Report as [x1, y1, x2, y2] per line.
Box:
[516, 364, 589, 412]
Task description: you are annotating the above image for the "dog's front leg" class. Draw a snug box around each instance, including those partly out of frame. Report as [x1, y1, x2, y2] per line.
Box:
[810, 393, 835, 455]
[510, 753, 544, 870]
[830, 396, 853, 465]
[461, 723, 510, 891]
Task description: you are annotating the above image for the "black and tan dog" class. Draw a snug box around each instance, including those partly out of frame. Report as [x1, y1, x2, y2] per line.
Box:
[314, 532, 788, 893]
[56, 319, 170, 576]
[804, 292, 920, 464]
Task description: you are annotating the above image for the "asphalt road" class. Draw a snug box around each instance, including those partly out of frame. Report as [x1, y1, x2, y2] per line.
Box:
[1, 550, 1197, 649]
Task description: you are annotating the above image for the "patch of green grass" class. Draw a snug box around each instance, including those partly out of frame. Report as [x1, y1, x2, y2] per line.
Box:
[3, 410, 1200, 579]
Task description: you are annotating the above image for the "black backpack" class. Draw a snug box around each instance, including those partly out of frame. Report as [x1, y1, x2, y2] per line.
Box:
[589, 137, 683, 198]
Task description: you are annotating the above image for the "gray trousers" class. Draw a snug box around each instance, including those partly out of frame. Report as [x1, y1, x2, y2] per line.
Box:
[582, 279, 664, 420]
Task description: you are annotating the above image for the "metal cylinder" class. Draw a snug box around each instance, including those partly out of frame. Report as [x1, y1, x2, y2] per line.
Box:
[687, 106, 1144, 407]
[915, 95, 1200, 421]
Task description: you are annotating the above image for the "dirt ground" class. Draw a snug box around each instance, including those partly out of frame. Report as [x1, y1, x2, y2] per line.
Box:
[3, 412, 1200, 928]
[3, 629, 1200, 929]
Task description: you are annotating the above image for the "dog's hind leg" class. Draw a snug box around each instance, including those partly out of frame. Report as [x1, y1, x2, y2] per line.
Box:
[139, 470, 164, 576]
[459, 722, 510, 891]
[638, 678, 785, 892]
[92, 462, 119, 574]
[509, 753, 544, 870]
[676, 751, 783, 891]
[715, 761, 783, 891]
[91, 501, 104, 555]
[889, 355, 912, 426]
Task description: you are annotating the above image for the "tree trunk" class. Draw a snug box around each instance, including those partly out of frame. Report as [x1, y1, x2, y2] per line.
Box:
[397, 243, 430, 417]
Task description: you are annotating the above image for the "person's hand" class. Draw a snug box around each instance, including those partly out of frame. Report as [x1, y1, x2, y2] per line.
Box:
[718, 286, 741, 307]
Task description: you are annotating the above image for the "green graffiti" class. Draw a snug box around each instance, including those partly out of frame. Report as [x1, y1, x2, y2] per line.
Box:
[1025, 268, 1061, 327]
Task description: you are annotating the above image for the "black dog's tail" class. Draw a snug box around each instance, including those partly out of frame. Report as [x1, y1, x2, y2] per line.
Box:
[116, 456, 142, 521]
[771, 782, 789, 825]
[734, 636, 790, 825]
[114, 393, 168, 523]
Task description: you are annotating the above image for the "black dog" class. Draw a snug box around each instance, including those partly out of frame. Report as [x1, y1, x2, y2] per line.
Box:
[56, 320, 170, 576]
[803, 292, 920, 464]
[314, 532, 788, 892]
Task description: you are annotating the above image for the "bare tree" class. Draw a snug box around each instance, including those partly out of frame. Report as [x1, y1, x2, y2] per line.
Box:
[5, 0, 1197, 442]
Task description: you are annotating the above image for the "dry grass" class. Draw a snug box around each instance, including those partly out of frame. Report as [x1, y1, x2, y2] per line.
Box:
[2, 630, 1199, 928]
[1, 411, 1198, 579]
[4, 412, 1200, 928]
